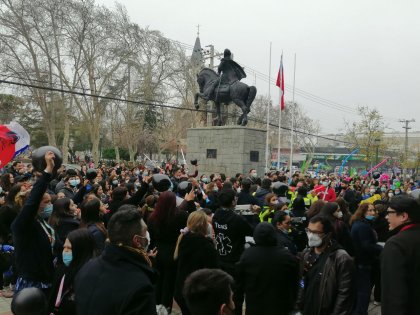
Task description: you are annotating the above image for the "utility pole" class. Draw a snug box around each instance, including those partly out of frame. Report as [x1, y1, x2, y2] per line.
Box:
[203, 45, 223, 69]
[399, 119, 415, 171]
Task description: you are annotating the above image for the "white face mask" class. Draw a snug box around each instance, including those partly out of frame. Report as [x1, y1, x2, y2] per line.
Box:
[139, 231, 150, 251]
[388, 193, 394, 198]
[307, 232, 323, 247]
[322, 181, 328, 187]
[370, 189, 376, 194]
[333, 211, 343, 219]
[251, 172, 258, 178]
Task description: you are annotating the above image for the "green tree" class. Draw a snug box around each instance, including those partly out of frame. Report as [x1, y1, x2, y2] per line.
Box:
[0, 94, 24, 124]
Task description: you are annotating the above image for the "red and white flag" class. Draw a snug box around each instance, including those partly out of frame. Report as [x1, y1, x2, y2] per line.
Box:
[276, 54, 285, 110]
[0, 121, 30, 169]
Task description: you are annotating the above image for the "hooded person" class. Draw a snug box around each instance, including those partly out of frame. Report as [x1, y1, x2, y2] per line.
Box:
[254, 178, 272, 204]
[236, 222, 299, 315]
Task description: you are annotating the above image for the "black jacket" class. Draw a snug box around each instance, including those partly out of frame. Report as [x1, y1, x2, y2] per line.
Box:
[254, 187, 270, 204]
[298, 242, 355, 315]
[237, 190, 261, 207]
[87, 223, 106, 254]
[373, 212, 392, 242]
[75, 244, 158, 315]
[237, 223, 299, 315]
[381, 224, 420, 315]
[174, 233, 219, 301]
[350, 219, 382, 265]
[0, 203, 19, 244]
[276, 230, 298, 255]
[11, 172, 55, 283]
[212, 208, 253, 264]
[48, 266, 76, 315]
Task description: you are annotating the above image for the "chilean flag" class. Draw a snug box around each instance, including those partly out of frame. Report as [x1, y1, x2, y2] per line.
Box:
[0, 121, 30, 169]
[276, 54, 285, 110]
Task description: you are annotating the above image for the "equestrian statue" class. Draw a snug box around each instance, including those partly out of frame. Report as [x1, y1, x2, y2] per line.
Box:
[194, 49, 257, 126]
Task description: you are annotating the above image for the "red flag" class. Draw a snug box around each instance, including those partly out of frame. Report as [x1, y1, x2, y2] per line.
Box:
[276, 55, 285, 110]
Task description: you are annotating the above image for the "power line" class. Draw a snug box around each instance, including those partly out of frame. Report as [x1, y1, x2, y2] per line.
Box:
[0, 77, 357, 146]
[159, 36, 361, 116]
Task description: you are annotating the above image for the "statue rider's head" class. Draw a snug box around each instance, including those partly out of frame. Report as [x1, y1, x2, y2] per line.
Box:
[223, 49, 231, 58]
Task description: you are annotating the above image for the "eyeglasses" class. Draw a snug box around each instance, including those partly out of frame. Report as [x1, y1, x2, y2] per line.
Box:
[386, 210, 398, 215]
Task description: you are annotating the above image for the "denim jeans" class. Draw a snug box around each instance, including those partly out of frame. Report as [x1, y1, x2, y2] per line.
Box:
[353, 265, 372, 315]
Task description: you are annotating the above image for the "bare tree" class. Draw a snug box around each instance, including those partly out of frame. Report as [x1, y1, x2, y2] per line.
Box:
[344, 106, 386, 166]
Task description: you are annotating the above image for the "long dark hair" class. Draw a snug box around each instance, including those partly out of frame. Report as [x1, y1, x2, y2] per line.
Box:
[149, 191, 177, 226]
[307, 200, 326, 219]
[5, 183, 23, 206]
[0, 173, 13, 192]
[80, 198, 107, 237]
[350, 203, 371, 225]
[65, 228, 95, 281]
[320, 202, 339, 221]
[335, 197, 350, 216]
[49, 198, 74, 228]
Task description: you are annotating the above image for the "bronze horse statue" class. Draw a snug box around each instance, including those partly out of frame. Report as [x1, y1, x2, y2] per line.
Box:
[194, 68, 257, 126]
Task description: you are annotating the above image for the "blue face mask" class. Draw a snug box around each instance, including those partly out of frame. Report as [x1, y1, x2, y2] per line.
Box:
[69, 179, 79, 187]
[62, 252, 73, 267]
[41, 204, 53, 219]
[365, 215, 375, 221]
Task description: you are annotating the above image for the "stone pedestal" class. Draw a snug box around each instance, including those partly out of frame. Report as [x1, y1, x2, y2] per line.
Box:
[187, 126, 266, 176]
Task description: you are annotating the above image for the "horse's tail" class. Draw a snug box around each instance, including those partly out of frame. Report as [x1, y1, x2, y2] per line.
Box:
[246, 86, 257, 111]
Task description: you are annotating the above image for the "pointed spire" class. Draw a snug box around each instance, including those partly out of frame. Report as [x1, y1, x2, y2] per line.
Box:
[191, 31, 203, 69]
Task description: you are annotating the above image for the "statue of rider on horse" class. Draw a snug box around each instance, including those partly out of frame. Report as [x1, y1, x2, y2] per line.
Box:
[194, 49, 257, 126]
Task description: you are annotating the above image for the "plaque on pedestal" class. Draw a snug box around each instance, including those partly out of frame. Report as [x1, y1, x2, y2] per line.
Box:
[187, 126, 266, 176]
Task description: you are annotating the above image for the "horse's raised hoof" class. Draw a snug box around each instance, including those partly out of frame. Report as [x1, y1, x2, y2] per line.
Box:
[241, 118, 248, 126]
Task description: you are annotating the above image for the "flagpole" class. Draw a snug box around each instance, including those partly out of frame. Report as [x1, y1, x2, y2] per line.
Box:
[265, 42, 272, 174]
[277, 53, 282, 171]
[289, 53, 296, 175]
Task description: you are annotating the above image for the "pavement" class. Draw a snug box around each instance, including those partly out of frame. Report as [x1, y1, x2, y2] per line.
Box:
[0, 295, 382, 315]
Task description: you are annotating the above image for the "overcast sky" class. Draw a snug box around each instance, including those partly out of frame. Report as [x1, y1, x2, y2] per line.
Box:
[98, 0, 420, 134]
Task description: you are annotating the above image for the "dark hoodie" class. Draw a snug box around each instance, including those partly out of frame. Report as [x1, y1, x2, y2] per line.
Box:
[255, 188, 271, 204]
[236, 223, 299, 315]
[253, 222, 278, 246]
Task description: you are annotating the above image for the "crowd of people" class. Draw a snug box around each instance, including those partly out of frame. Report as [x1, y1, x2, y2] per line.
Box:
[0, 152, 419, 315]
